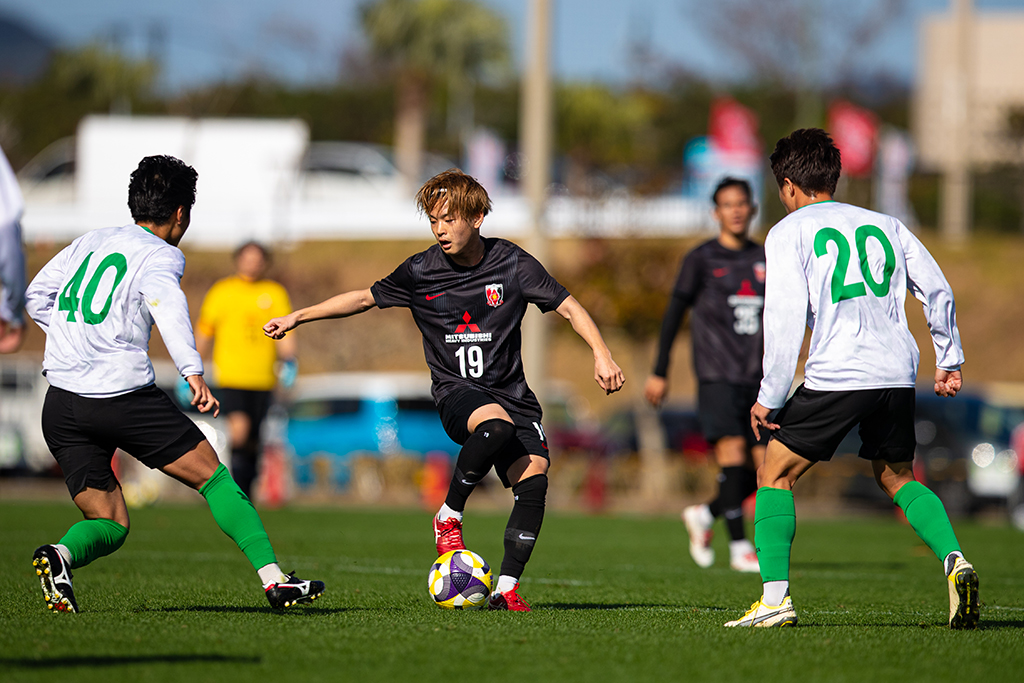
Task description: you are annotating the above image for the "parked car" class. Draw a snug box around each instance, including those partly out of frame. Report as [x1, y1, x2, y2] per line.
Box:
[284, 372, 459, 490]
[602, 404, 710, 462]
[839, 391, 1021, 516]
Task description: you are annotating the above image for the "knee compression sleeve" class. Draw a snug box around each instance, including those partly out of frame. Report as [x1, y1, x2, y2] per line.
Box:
[200, 463, 277, 571]
[445, 419, 516, 511]
[500, 473, 548, 579]
[59, 518, 129, 569]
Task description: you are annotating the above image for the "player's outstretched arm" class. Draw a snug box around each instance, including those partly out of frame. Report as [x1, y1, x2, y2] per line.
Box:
[263, 288, 376, 339]
[554, 295, 624, 395]
[934, 368, 962, 398]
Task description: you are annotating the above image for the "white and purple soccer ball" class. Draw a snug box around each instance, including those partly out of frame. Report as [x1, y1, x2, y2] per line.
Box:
[428, 549, 492, 610]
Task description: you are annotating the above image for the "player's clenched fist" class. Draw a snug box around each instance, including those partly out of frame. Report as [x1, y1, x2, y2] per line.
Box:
[264, 313, 298, 339]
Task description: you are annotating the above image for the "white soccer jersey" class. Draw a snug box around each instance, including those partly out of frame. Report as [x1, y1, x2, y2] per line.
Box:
[758, 201, 963, 409]
[26, 224, 203, 398]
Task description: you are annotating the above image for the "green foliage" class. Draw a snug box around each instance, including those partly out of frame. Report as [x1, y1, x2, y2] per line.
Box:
[359, 0, 510, 84]
[2, 502, 1023, 682]
[556, 238, 695, 341]
[0, 44, 161, 168]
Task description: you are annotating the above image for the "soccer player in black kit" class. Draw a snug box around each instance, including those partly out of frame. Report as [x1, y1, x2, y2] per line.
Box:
[264, 169, 625, 611]
[644, 177, 766, 573]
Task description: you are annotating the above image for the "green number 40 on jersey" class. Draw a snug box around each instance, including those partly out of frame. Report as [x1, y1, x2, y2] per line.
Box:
[58, 251, 129, 324]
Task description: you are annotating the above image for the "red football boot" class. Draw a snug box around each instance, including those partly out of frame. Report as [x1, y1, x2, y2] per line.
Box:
[433, 516, 466, 556]
[488, 585, 531, 612]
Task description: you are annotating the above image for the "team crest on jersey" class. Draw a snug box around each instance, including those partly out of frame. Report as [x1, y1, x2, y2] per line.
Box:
[754, 262, 766, 283]
[485, 283, 504, 307]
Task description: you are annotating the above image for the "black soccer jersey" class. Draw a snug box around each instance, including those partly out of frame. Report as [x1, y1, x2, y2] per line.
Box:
[371, 238, 570, 416]
[652, 238, 766, 386]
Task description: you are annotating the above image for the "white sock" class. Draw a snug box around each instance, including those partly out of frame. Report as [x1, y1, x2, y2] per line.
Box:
[258, 563, 288, 589]
[437, 503, 463, 522]
[944, 551, 965, 576]
[730, 539, 754, 557]
[496, 575, 519, 594]
[54, 544, 72, 566]
[762, 580, 789, 606]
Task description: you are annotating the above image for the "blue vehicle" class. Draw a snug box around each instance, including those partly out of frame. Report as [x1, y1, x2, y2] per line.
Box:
[285, 373, 458, 490]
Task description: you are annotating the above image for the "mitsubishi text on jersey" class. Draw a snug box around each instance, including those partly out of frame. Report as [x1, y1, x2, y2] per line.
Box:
[758, 201, 963, 409]
[370, 238, 569, 416]
[26, 224, 203, 397]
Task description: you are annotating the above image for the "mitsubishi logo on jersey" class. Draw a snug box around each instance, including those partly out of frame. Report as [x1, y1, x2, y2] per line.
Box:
[485, 283, 503, 307]
[446, 311, 492, 343]
[454, 311, 480, 333]
[727, 279, 764, 336]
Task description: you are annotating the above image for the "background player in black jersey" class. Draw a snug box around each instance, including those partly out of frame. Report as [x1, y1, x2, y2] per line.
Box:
[644, 177, 765, 573]
[264, 169, 624, 611]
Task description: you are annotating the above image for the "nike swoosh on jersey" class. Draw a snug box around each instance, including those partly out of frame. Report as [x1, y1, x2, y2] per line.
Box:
[426, 292, 446, 300]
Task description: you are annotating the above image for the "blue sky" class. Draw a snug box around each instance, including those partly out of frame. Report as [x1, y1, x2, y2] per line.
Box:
[2, 0, 1023, 91]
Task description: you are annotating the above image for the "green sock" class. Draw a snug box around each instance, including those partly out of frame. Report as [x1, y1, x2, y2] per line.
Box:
[754, 487, 796, 583]
[59, 518, 129, 569]
[893, 480, 961, 561]
[200, 464, 278, 571]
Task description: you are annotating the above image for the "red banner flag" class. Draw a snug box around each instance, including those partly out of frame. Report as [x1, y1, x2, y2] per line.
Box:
[828, 101, 879, 178]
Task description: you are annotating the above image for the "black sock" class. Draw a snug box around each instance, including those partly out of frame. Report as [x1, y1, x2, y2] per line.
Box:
[719, 466, 748, 541]
[230, 448, 258, 500]
[500, 473, 547, 579]
[707, 470, 727, 518]
[444, 419, 515, 512]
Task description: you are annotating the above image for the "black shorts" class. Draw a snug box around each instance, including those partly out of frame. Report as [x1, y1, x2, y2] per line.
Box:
[217, 388, 272, 437]
[42, 384, 207, 498]
[698, 382, 767, 447]
[770, 384, 916, 463]
[437, 387, 549, 488]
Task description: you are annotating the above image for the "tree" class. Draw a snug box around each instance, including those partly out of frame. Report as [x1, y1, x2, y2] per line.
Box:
[682, 0, 907, 127]
[359, 0, 510, 192]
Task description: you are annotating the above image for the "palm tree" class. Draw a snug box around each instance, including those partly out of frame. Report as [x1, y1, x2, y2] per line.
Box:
[359, 0, 510, 193]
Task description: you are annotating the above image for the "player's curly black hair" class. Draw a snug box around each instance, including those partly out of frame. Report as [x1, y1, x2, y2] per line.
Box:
[769, 128, 841, 197]
[127, 155, 198, 225]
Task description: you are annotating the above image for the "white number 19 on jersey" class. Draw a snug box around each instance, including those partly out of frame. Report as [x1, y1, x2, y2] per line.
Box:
[455, 345, 484, 378]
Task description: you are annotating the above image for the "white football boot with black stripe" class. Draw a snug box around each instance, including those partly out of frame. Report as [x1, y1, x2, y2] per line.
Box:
[32, 545, 78, 614]
[265, 573, 325, 608]
[724, 593, 797, 627]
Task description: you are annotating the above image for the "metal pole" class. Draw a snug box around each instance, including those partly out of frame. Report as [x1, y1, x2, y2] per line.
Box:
[520, 0, 552, 404]
[941, 0, 973, 243]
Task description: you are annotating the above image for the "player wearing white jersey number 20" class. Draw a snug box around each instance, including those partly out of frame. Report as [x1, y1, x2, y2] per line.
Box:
[725, 129, 978, 630]
[25, 155, 322, 613]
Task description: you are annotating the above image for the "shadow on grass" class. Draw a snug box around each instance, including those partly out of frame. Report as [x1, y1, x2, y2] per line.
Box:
[1, 654, 259, 669]
[541, 603, 677, 611]
[790, 561, 907, 571]
[151, 605, 353, 615]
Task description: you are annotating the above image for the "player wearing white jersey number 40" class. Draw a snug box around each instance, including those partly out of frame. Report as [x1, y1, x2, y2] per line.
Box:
[725, 129, 978, 630]
[25, 155, 323, 613]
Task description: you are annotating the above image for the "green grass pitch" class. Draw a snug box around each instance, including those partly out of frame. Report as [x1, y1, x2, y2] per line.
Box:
[2, 500, 1024, 682]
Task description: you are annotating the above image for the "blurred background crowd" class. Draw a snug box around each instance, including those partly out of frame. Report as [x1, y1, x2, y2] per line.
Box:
[2, 0, 1024, 526]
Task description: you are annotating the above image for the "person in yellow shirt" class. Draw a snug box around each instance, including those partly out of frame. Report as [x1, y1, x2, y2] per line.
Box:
[196, 242, 296, 498]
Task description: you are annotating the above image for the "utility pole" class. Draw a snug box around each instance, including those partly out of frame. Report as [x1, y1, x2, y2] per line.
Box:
[940, 0, 974, 243]
[520, 0, 552, 404]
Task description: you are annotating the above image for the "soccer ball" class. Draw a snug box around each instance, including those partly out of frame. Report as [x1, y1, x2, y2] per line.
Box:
[428, 549, 492, 610]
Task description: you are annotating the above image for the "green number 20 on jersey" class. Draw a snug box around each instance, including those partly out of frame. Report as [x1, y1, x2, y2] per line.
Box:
[58, 251, 129, 324]
[814, 225, 896, 305]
